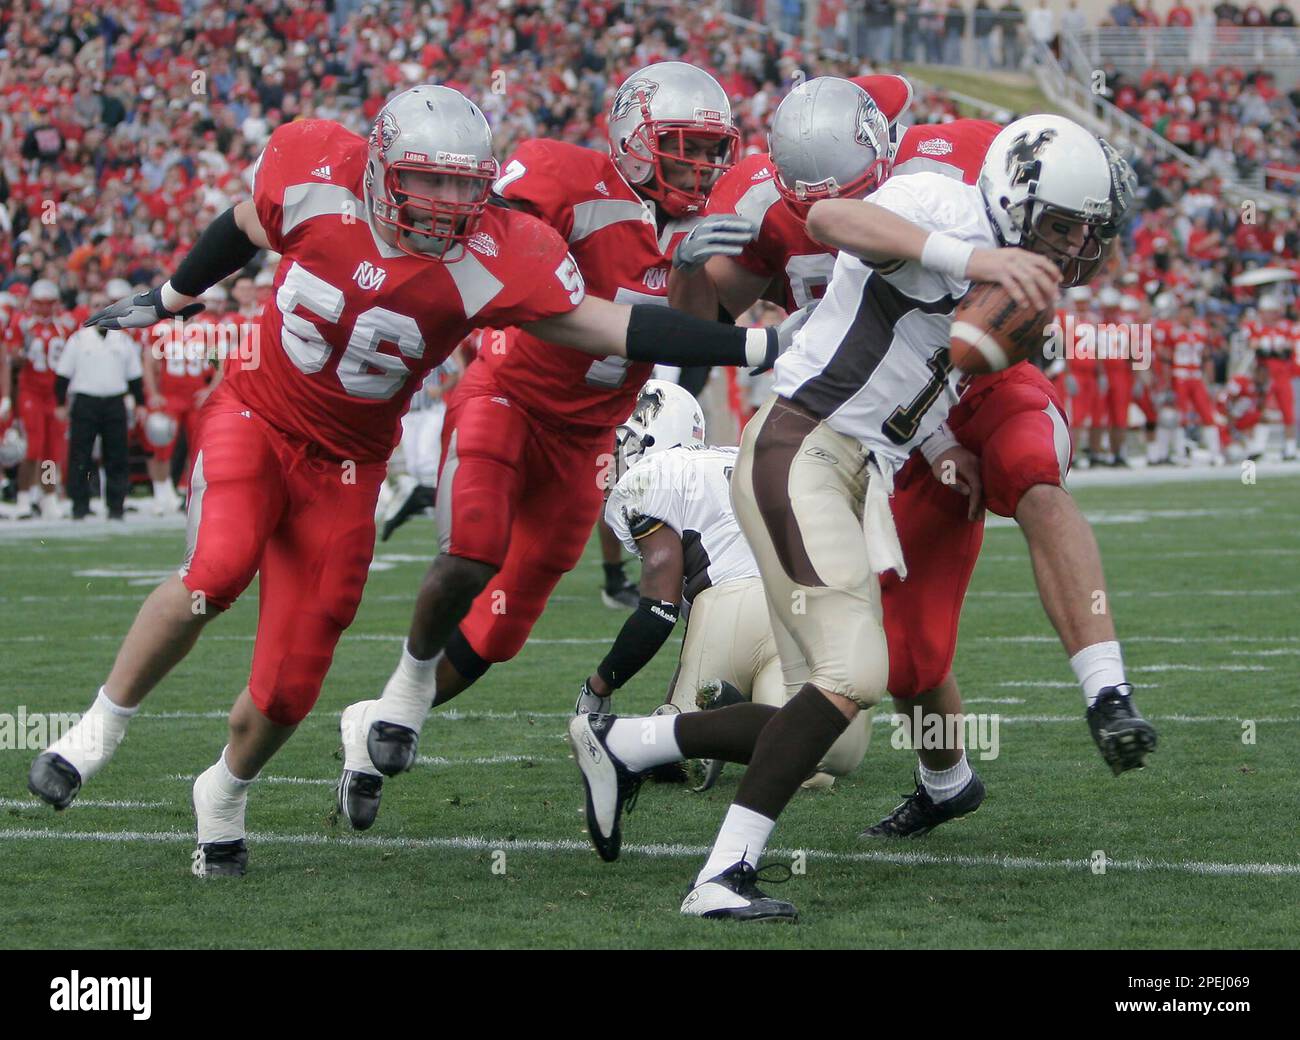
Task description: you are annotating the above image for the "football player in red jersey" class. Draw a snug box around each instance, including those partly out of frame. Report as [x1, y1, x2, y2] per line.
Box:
[335, 62, 788, 829]
[8, 279, 76, 519]
[1244, 294, 1298, 459]
[668, 83, 1154, 842]
[27, 85, 797, 875]
[1170, 300, 1226, 464]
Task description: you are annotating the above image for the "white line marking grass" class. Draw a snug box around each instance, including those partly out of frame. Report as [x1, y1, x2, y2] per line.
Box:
[0, 798, 166, 810]
[0, 827, 1295, 878]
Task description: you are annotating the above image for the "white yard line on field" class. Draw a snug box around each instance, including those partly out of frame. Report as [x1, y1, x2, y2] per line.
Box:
[0, 797, 166, 810]
[0, 826, 1296, 878]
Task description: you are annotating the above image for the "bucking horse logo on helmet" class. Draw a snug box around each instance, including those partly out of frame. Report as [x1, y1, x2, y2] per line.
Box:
[1004, 128, 1057, 188]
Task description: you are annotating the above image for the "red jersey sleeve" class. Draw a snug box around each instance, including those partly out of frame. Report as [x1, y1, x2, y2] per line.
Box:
[252, 119, 351, 254]
[849, 74, 914, 124]
[481, 210, 587, 326]
[491, 138, 579, 240]
[705, 155, 782, 279]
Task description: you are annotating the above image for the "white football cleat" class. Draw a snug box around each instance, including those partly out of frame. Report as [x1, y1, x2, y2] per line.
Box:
[567, 713, 644, 862]
[337, 700, 384, 831]
[680, 861, 798, 922]
[191, 763, 249, 878]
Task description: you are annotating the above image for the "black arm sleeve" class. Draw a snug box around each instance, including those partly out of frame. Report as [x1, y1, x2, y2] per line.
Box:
[625, 304, 776, 369]
[128, 377, 145, 406]
[54, 376, 69, 406]
[169, 207, 261, 298]
[596, 596, 680, 690]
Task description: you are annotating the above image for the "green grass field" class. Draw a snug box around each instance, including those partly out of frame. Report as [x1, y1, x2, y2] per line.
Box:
[1, 472, 1297, 949]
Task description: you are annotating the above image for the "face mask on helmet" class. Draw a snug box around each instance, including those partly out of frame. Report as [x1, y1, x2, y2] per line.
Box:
[629, 123, 738, 218]
[1017, 203, 1111, 289]
[374, 161, 497, 260]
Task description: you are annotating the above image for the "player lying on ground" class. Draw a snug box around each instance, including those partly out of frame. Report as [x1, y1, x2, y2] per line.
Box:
[334, 61, 808, 830]
[574, 379, 871, 791]
[26, 85, 804, 877]
[570, 115, 1155, 922]
[670, 84, 1156, 837]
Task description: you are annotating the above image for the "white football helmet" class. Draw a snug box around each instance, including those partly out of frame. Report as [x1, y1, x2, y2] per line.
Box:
[614, 380, 706, 482]
[0, 423, 27, 467]
[30, 278, 59, 316]
[364, 85, 498, 261]
[768, 77, 891, 218]
[143, 411, 178, 449]
[607, 62, 740, 218]
[978, 115, 1114, 287]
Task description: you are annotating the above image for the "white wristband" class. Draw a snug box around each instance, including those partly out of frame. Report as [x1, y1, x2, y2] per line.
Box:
[919, 422, 959, 465]
[920, 233, 974, 282]
[159, 280, 198, 313]
[744, 327, 771, 368]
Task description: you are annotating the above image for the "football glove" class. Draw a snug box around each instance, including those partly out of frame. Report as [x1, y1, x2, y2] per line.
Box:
[753, 300, 819, 375]
[672, 215, 759, 275]
[84, 285, 205, 331]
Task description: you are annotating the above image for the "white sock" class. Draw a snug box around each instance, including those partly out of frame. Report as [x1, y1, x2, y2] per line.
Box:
[373, 642, 440, 731]
[695, 804, 775, 887]
[919, 752, 972, 804]
[45, 687, 138, 781]
[193, 745, 254, 844]
[603, 715, 682, 771]
[152, 479, 172, 499]
[16, 488, 30, 510]
[1070, 641, 1128, 707]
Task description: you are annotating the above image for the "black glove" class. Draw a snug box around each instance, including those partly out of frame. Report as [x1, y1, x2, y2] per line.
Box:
[84, 286, 206, 330]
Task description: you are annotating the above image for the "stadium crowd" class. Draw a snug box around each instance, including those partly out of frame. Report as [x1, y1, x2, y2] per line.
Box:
[0, 0, 1296, 517]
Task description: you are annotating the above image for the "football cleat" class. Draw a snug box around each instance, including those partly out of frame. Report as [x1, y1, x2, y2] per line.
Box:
[860, 771, 986, 839]
[367, 719, 420, 777]
[567, 713, 645, 862]
[338, 701, 384, 831]
[600, 579, 640, 610]
[1087, 685, 1157, 775]
[574, 679, 611, 716]
[680, 861, 798, 922]
[27, 751, 83, 810]
[380, 480, 435, 542]
[690, 679, 747, 792]
[190, 841, 248, 878]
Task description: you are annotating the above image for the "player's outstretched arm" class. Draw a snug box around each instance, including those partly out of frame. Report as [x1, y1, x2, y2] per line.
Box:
[806, 198, 1060, 311]
[524, 295, 806, 371]
[84, 201, 270, 330]
[583, 524, 685, 702]
[666, 215, 761, 320]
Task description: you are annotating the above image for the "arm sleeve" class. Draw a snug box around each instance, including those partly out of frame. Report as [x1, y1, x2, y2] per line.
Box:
[595, 596, 681, 690]
[169, 207, 260, 298]
[54, 375, 69, 406]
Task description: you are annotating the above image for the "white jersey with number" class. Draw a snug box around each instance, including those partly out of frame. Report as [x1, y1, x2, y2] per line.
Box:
[605, 444, 758, 606]
[770, 172, 999, 471]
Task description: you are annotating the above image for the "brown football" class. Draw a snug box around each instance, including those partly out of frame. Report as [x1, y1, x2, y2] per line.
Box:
[949, 282, 1055, 375]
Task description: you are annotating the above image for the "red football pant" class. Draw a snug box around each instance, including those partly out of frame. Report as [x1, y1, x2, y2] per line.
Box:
[181, 384, 385, 725]
[1263, 359, 1296, 427]
[1174, 377, 1218, 427]
[1101, 359, 1133, 428]
[883, 366, 1070, 699]
[1069, 373, 1099, 431]
[18, 391, 66, 467]
[436, 384, 609, 664]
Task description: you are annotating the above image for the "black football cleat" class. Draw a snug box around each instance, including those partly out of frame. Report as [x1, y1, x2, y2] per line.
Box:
[367, 719, 420, 777]
[600, 579, 640, 610]
[680, 861, 798, 922]
[337, 769, 384, 831]
[690, 679, 747, 793]
[380, 483, 435, 542]
[27, 752, 83, 810]
[567, 713, 645, 862]
[1087, 685, 1157, 775]
[190, 840, 248, 878]
[860, 771, 986, 839]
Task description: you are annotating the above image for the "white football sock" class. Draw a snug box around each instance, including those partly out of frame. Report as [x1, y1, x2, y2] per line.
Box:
[695, 804, 775, 887]
[603, 715, 681, 771]
[193, 746, 254, 844]
[152, 479, 172, 499]
[373, 642, 440, 731]
[919, 752, 972, 804]
[1070, 641, 1128, 707]
[45, 687, 138, 781]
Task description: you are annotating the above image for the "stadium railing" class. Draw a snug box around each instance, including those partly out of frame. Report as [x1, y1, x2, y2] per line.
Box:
[1070, 26, 1300, 92]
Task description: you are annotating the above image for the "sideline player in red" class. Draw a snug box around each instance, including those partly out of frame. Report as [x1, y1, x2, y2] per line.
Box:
[670, 82, 1155, 840]
[7, 279, 76, 518]
[335, 62, 789, 829]
[1170, 300, 1226, 464]
[27, 85, 797, 875]
[1244, 294, 1297, 459]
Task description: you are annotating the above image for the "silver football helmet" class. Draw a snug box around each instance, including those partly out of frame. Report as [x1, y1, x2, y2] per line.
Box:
[978, 115, 1114, 288]
[606, 62, 740, 218]
[143, 411, 178, 450]
[768, 77, 891, 218]
[613, 380, 706, 483]
[0, 422, 26, 468]
[364, 85, 499, 261]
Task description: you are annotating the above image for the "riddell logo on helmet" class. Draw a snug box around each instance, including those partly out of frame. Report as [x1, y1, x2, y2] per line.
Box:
[435, 151, 475, 167]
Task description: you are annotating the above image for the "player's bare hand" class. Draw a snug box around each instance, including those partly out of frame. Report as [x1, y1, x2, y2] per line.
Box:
[931, 444, 984, 521]
[54, 405, 69, 424]
[672, 215, 759, 275]
[966, 247, 1060, 312]
[85, 286, 205, 331]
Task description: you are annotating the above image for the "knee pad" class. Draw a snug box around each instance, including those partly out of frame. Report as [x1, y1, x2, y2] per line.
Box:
[249, 655, 330, 726]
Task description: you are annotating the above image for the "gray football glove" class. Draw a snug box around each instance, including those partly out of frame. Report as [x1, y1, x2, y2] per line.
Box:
[84, 286, 205, 330]
[672, 214, 760, 275]
[751, 300, 818, 374]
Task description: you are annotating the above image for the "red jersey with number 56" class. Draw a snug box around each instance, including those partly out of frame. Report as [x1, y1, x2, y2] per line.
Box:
[225, 119, 586, 463]
[474, 138, 701, 430]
